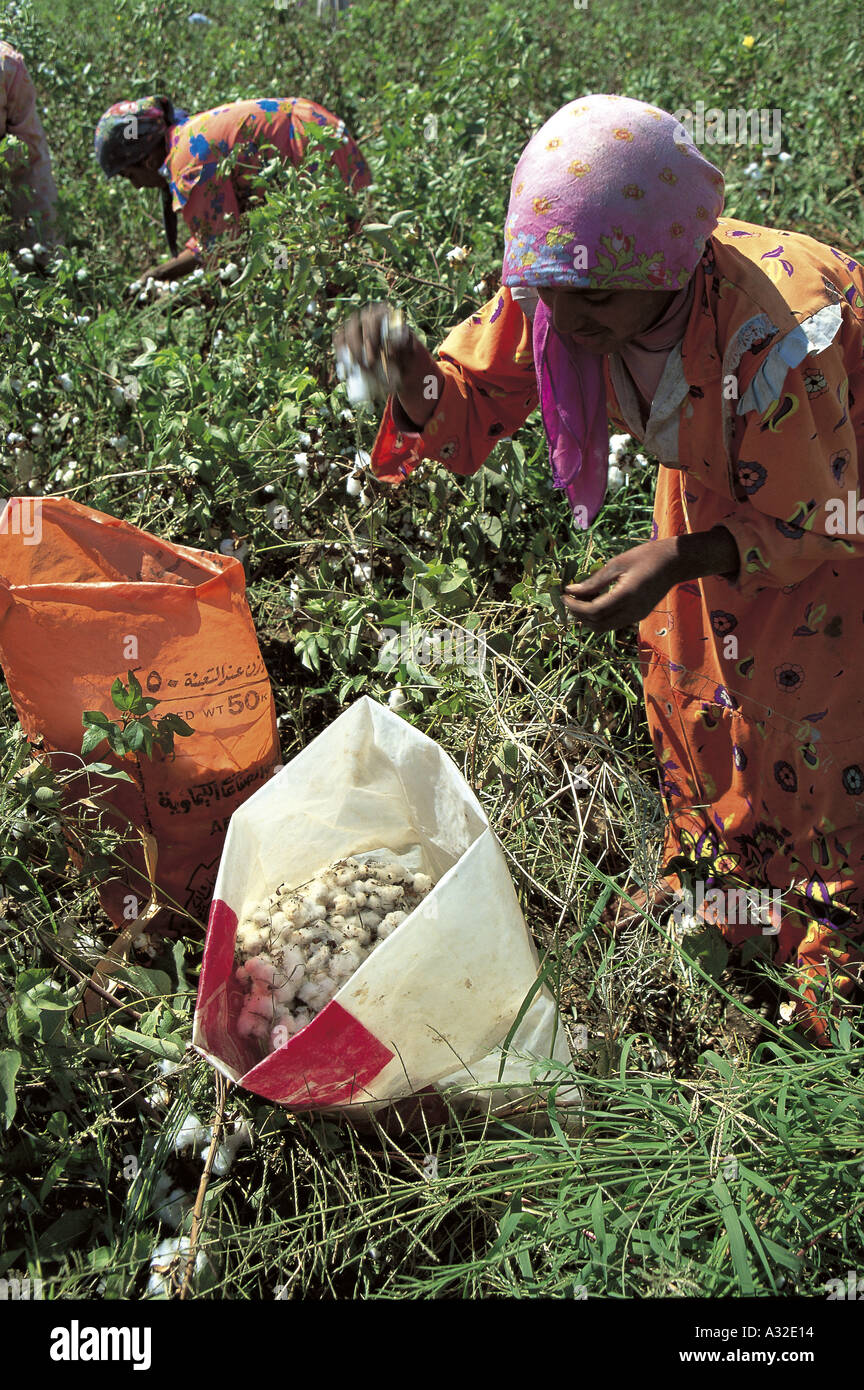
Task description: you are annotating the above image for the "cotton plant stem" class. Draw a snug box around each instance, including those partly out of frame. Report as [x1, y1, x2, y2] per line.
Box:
[73, 829, 161, 1022]
[178, 1072, 228, 1301]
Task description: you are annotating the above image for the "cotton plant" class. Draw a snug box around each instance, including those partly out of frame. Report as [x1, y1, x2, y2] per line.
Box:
[607, 433, 648, 492]
[233, 857, 435, 1050]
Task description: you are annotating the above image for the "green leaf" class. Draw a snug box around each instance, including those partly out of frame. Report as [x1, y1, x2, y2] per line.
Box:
[82, 710, 113, 730]
[110, 677, 131, 711]
[125, 722, 147, 752]
[159, 714, 194, 736]
[85, 762, 134, 782]
[81, 724, 110, 756]
[711, 1175, 755, 1294]
[113, 1026, 185, 1061]
[114, 965, 172, 999]
[0, 1050, 22, 1130]
[40, 1208, 94, 1254]
[680, 926, 729, 981]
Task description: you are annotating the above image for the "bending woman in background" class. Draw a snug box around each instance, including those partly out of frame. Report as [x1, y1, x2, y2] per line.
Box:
[94, 94, 370, 282]
[0, 40, 60, 245]
[336, 94, 864, 1046]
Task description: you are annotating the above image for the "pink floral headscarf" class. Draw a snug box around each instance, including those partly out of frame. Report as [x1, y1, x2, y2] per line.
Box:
[501, 95, 725, 527]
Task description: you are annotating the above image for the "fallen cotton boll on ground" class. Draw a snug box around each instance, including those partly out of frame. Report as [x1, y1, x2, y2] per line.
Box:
[172, 1112, 211, 1155]
[150, 1173, 193, 1230]
[147, 1237, 214, 1297]
[234, 855, 435, 1051]
[210, 1121, 252, 1175]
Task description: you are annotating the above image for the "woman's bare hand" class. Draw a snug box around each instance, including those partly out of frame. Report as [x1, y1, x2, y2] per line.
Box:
[562, 540, 683, 633]
[334, 304, 444, 428]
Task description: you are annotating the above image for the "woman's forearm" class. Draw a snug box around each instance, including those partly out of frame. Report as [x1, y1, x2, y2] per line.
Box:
[149, 250, 199, 283]
[667, 525, 740, 583]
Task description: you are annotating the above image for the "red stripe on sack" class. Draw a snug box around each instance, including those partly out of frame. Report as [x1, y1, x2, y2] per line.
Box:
[195, 898, 258, 1075]
[241, 999, 394, 1107]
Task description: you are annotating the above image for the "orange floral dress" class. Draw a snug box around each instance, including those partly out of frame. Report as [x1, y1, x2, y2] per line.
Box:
[371, 216, 864, 1044]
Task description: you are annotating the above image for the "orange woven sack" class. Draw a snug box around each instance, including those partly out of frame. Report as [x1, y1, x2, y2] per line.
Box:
[0, 496, 279, 934]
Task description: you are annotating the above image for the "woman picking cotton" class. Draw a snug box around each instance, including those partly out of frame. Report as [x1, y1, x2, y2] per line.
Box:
[0, 40, 60, 247]
[94, 95, 370, 284]
[335, 95, 864, 1047]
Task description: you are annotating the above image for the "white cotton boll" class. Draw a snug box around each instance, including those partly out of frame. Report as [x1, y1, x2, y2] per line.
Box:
[412, 873, 432, 895]
[173, 1112, 210, 1155]
[273, 974, 301, 1005]
[378, 884, 404, 907]
[607, 463, 628, 493]
[18, 247, 35, 267]
[279, 947, 306, 982]
[379, 910, 408, 937]
[245, 956, 277, 984]
[306, 944, 331, 974]
[634, 453, 648, 467]
[388, 687, 407, 711]
[330, 953, 358, 982]
[446, 245, 469, 264]
[335, 867, 357, 887]
[298, 978, 336, 1012]
[247, 995, 276, 1021]
[220, 262, 239, 283]
[291, 900, 315, 928]
[270, 911, 288, 933]
[211, 1122, 251, 1176]
[778, 150, 792, 163]
[608, 433, 631, 458]
[151, 1175, 192, 1230]
[57, 373, 73, 391]
[237, 1013, 267, 1039]
[236, 925, 265, 955]
[350, 916, 376, 941]
[293, 1008, 312, 1031]
[353, 560, 373, 583]
[307, 879, 330, 905]
[351, 889, 367, 908]
[332, 892, 354, 916]
[251, 909, 270, 927]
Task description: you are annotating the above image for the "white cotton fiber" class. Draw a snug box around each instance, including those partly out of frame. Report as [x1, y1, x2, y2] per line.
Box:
[233, 855, 435, 1051]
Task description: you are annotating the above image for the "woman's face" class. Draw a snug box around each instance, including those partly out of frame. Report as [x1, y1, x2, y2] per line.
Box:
[121, 149, 167, 189]
[536, 287, 679, 354]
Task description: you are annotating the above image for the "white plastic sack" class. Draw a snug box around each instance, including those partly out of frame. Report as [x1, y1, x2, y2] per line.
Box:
[193, 696, 579, 1115]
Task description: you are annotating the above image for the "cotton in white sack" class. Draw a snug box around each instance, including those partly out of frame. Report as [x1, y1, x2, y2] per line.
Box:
[193, 696, 580, 1115]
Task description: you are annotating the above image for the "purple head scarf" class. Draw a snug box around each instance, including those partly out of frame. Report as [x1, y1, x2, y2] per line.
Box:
[501, 95, 725, 527]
